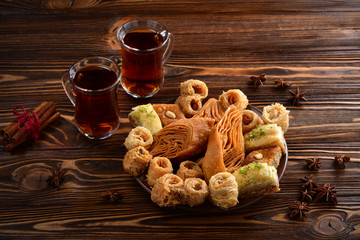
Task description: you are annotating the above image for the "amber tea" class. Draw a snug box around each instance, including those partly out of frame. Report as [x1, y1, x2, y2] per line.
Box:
[73, 65, 120, 139]
[117, 19, 174, 98]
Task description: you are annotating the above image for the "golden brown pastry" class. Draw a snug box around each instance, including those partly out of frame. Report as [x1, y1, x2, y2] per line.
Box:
[180, 79, 208, 100]
[244, 124, 286, 153]
[151, 174, 184, 207]
[241, 110, 264, 133]
[262, 103, 290, 132]
[150, 117, 215, 164]
[123, 146, 153, 177]
[183, 178, 209, 207]
[219, 89, 248, 111]
[209, 172, 238, 209]
[193, 98, 225, 123]
[233, 162, 280, 198]
[175, 95, 203, 117]
[201, 105, 245, 182]
[176, 160, 204, 180]
[124, 126, 153, 150]
[152, 104, 186, 126]
[241, 146, 282, 168]
[146, 157, 173, 187]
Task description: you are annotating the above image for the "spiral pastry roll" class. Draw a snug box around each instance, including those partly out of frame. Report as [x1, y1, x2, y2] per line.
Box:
[193, 98, 225, 123]
[180, 79, 208, 100]
[151, 174, 184, 207]
[124, 126, 153, 150]
[123, 146, 153, 177]
[146, 157, 173, 187]
[175, 95, 203, 117]
[219, 89, 248, 111]
[262, 103, 290, 132]
[176, 161, 204, 180]
[241, 110, 264, 133]
[209, 172, 238, 209]
[183, 178, 209, 207]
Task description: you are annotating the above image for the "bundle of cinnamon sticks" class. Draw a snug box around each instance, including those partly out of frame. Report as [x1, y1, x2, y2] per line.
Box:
[0, 101, 60, 151]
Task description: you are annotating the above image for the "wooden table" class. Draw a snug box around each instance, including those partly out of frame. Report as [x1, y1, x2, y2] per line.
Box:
[1, 1, 359, 239]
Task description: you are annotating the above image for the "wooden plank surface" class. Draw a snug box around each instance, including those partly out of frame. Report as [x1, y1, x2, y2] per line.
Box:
[0, 0, 359, 239]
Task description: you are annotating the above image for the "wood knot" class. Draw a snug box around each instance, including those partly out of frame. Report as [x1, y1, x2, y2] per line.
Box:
[12, 164, 55, 191]
[313, 214, 352, 238]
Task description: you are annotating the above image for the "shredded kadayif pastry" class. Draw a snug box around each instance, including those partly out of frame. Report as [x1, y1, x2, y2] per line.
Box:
[262, 103, 290, 132]
[123, 146, 153, 177]
[183, 178, 209, 207]
[192, 98, 225, 123]
[241, 110, 264, 133]
[124, 126, 153, 150]
[175, 94, 203, 117]
[180, 79, 208, 99]
[146, 157, 173, 187]
[209, 172, 238, 209]
[219, 89, 248, 111]
[151, 173, 184, 207]
[201, 105, 245, 182]
[176, 160, 204, 180]
[150, 117, 215, 164]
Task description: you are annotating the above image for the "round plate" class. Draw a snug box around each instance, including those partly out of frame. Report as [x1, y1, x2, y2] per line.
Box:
[135, 105, 288, 213]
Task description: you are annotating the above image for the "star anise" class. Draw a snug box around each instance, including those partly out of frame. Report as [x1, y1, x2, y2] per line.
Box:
[46, 169, 65, 188]
[250, 74, 266, 87]
[101, 190, 123, 203]
[289, 201, 311, 220]
[300, 174, 319, 191]
[314, 183, 338, 204]
[274, 78, 292, 88]
[305, 157, 321, 170]
[288, 87, 307, 105]
[300, 189, 316, 203]
[334, 155, 350, 169]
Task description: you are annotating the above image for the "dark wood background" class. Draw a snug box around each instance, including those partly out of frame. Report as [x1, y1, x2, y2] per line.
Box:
[0, 0, 359, 239]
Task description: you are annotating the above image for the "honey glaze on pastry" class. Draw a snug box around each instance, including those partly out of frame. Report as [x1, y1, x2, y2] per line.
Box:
[241, 110, 264, 133]
[152, 104, 186, 126]
[151, 173, 184, 207]
[180, 79, 208, 99]
[193, 98, 225, 123]
[146, 157, 173, 187]
[244, 124, 286, 153]
[183, 178, 209, 207]
[219, 89, 248, 111]
[124, 126, 153, 150]
[262, 103, 290, 132]
[150, 118, 215, 164]
[175, 95, 203, 117]
[123, 146, 153, 177]
[233, 162, 280, 198]
[176, 160, 204, 180]
[209, 172, 238, 209]
[201, 105, 245, 183]
[242, 146, 282, 168]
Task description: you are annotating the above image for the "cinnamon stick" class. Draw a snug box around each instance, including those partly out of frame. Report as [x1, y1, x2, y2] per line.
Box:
[2, 102, 61, 151]
[5, 112, 61, 151]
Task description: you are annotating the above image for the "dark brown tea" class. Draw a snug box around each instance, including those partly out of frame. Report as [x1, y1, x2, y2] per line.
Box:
[73, 65, 120, 138]
[121, 29, 165, 97]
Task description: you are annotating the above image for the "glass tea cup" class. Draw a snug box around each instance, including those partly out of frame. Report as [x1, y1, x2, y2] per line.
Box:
[62, 57, 121, 139]
[117, 19, 174, 98]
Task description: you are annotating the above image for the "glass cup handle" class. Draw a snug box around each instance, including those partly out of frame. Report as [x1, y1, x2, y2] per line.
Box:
[163, 32, 175, 64]
[61, 72, 76, 106]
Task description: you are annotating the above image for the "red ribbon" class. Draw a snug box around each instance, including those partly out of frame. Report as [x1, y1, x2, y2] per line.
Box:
[13, 105, 40, 141]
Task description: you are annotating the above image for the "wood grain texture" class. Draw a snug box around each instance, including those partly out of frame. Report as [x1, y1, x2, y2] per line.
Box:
[0, 0, 360, 239]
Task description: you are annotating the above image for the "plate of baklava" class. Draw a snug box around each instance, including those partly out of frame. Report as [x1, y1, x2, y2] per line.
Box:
[122, 79, 289, 212]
